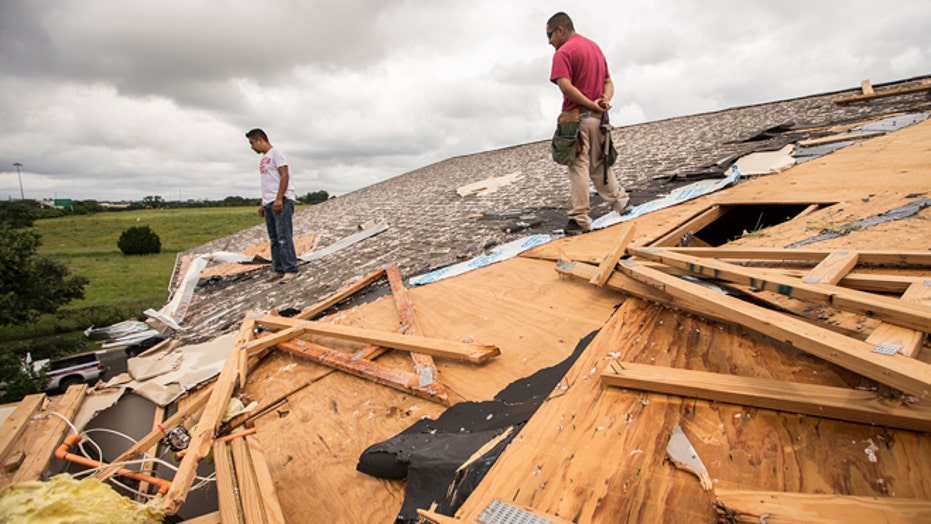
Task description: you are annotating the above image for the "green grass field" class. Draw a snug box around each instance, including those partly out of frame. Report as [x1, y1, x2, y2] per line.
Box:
[35, 207, 267, 309]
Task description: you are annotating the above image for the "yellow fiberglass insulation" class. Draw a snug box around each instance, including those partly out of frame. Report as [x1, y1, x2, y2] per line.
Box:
[0, 473, 165, 524]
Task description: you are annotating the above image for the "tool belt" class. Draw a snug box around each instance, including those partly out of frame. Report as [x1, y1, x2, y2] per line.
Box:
[551, 108, 582, 166]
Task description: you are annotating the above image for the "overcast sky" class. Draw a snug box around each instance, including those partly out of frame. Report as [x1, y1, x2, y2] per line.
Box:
[1, 1, 928, 202]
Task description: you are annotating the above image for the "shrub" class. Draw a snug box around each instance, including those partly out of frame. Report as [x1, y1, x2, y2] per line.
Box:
[118, 225, 162, 255]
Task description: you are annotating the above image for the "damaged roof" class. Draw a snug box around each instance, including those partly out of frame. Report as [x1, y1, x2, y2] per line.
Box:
[2, 75, 931, 523]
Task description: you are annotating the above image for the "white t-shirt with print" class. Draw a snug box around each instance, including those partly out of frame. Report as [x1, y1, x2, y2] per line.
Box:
[259, 147, 296, 205]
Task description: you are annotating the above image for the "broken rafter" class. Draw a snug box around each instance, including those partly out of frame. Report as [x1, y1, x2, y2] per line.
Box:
[10, 385, 86, 485]
[834, 79, 931, 104]
[602, 363, 931, 432]
[866, 280, 931, 359]
[277, 338, 449, 404]
[162, 311, 256, 515]
[556, 260, 931, 398]
[252, 315, 500, 364]
[386, 264, 448, 401]
[660, 246, 931, 266]
[295, 268, 387, 320]
[629, 247, 931, 333]
[590, 223, 637, 287]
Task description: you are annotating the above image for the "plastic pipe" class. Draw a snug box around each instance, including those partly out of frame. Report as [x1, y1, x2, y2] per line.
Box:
[55, 434, 172, 496]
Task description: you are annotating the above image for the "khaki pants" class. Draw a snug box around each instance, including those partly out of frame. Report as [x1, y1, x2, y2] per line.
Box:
[567, 114, 629, 229]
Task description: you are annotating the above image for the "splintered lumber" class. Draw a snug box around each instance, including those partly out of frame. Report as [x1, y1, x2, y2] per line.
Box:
[714, 490, 931, 523]
[213, 441, 244, 524]
[590, 223, 637, 286]
[866, 280, 931, 359]
[602, 363, 931, 432]
[95, 385, 212, 481]
[10, 384, 86, 484]
[277, 338, 449, 403]
[661, 247, 931, 266]
[163, 312, 255, 515]
[245, 435, 286, 524]
[386, 264, 443, 388]
[230, 437, 264, 524]
[0, 394, 45, 462]
[252, 315, 501, 364]
[555, 260, 931, 398]
[238, 313, 259, 389]
[295, 268, 387, 320]
[629, 247, 931, 333]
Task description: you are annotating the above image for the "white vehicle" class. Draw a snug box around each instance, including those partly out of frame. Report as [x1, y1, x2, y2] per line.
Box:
[31, 351, 107, 392]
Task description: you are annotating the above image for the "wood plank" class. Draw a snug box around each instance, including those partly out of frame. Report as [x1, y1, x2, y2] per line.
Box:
[797, 131, 885, 147]
[866, 279, 931, 359]
[714, 489, 931, 523]
[11, 384, 86, 484]
[230, 437, 265, 524]
[556, 260, 931, 398]
[238, 314, 258, 389]
[386, 264, 445, 399]
[802, 250, 858, 285]
[861, 79, 875, 95]
[835, 80, 931, 103]
[661, 247, 931, 266]
[630, 247, 931, 333]
[163, 312, 254, 515]
[253, 315, 501, 364]
[0, 394, 45, 464]
[277, 338, 449, 403]
[590, 223, 637, 286]
[601, 363, 931, 432]
[95, 383, 213, 481]
[295, 268, 386, 320]
[650, 205, 727, 247]
[213, 441, 244, 524]
[137, 405, 165, 500]
[180, 511, 222, 524]
[245, 434, 287, 524]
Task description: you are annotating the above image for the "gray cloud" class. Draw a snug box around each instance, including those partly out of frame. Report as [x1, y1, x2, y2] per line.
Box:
[1, 1, 929, 202]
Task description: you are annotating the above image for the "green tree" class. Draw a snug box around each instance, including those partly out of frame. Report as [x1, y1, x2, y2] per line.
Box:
[299, 190, 330, 205]
[0, 352, 48, 403]
[117, 225, 162, 255]
[0, 226, 89, 328]
[142, 195, 164, 209]
[0, 200, 39, 228]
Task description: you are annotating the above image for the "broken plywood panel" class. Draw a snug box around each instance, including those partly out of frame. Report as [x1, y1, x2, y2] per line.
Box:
[455, 298, 931, 522]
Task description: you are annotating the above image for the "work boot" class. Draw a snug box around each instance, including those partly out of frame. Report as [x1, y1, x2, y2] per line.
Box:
[279, 272, 298, 284]
[265, 272, 284, 282]
[564, 219, 589, 236]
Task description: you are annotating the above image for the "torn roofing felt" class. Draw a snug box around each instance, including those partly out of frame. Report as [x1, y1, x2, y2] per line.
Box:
[357, 330, 599, 523]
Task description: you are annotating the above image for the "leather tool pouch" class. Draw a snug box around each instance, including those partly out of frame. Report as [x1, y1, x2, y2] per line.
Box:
[551, 108, 581, 166]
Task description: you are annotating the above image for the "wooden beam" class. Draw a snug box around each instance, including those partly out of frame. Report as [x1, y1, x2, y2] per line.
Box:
[95, 385, 212, 481]
[163, 312, 255, 515]
[245, 435, 287, 524]
[590, 223, 637, 287]
[295, 268, 386, 320]
[802, 250, 858, 285]
[714, 490, 931, 523]
[11, 384, 86, 484]
[180, 511, 222, 524]
[660, 247, 931, 266]
[866, 279, 931, 359]
[137, 405, 165, 500]
[556, 260, 931, 398]
[238, 313, 258, 389]
[860, 79, 875, 95]
[834, 79, 931, 103]
[253, 315, 501, 364]
[386, 264, 446, 400]
[602, 363, 931, 432]
[0, 394, 45, 463]
[230, 437, 265, 524]
[650, 205, 727, 247]
[277, 339, 450, 404]
[212, 441, 244, 524]
[630, 247, 931, 333]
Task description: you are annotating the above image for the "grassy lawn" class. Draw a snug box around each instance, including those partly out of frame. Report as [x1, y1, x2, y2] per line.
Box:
[35, 207, 266, 309]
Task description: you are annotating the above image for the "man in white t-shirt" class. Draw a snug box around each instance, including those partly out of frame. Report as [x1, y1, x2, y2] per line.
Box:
[246, 128, 299, 283]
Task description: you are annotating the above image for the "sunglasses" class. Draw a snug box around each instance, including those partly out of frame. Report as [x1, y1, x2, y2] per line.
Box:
[547, 28, 556, 39]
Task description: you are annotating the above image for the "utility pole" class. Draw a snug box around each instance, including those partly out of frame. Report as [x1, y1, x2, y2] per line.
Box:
[12, 162, 24, 200]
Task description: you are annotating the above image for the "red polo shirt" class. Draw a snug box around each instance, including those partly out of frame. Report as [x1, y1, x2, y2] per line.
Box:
[550, 34, 611, 112]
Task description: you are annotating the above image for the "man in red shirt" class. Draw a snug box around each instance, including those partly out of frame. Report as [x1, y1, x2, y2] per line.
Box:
[547, 12, 629, 233]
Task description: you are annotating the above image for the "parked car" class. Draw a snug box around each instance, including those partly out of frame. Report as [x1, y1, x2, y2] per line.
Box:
[33, 352, 107, 392]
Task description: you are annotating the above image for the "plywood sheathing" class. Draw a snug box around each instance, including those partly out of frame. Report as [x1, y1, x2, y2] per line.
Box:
[237, 257, 621, 523]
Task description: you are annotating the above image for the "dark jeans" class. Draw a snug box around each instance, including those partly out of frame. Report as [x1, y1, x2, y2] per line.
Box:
[263, 199, 298, 273]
